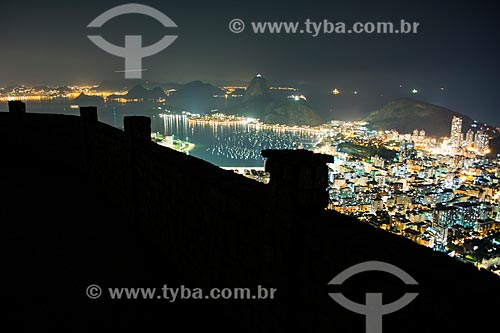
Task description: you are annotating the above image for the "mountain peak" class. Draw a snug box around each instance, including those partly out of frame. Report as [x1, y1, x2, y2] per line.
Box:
[125, 85, 166, 99]
[243, 74, 270, 102]
[365, 99, 473, 136]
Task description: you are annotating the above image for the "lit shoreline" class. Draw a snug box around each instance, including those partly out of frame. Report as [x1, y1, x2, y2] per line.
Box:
[183, 114, 324, 134]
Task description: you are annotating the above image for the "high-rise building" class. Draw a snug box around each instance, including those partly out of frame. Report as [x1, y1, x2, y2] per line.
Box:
[432, 205, 456, 248]
[465, 129, 475, 146]
[475, 130, 489, 154]
[450, 116, 462, 147]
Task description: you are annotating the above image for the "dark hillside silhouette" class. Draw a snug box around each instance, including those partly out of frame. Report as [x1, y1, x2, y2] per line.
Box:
[2, 101, 498, 332]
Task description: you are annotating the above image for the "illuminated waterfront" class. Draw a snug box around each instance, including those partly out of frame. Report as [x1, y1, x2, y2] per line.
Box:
[157, 114, 321, 166]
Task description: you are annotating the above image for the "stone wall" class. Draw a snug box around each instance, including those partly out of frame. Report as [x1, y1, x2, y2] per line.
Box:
[1, 104, 499, 332]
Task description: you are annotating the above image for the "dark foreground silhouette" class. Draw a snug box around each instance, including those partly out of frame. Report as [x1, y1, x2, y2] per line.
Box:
[2, 103, 499, 332]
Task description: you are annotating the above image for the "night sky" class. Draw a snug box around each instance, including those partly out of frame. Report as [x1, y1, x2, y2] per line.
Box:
[0, 0, 499, 124]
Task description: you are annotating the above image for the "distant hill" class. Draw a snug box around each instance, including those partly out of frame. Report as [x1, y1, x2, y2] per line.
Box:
[365, 98, 474, 136]
[73, 93, 104, 105]
[224, 75, 272, 118]
[225, 75, 323, 126]
[124, 85, 166, 100]
[169, 81, 223, 100]
[98, 80, 226, 112]
[243, 74, 270, 103]
[263, 99, 324, 126]
[166, 81, 224, 113]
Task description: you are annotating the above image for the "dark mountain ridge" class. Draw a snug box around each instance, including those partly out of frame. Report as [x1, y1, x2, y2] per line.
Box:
[365, 98, 479, 136]
[225, 75, 323, 126]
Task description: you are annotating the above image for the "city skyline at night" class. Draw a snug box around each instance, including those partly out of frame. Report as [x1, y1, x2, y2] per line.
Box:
[1, 0, 499, 124]
[2, 0, 499, 331]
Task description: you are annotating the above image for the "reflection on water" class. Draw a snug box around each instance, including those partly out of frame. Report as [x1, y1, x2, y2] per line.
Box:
[156, 114, 319, 166]
[15, 100, 320, 167]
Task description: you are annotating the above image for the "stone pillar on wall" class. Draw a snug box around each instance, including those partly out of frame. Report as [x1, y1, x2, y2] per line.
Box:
[262, 149, 333, 212]
[8, 101, 26, 114]
[124, 116, 151, 225]
[80, 106, 98, 122]
[124, 116, 151, 145]
[80, 106, 98, 173]
[7, 101, 27, 165]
